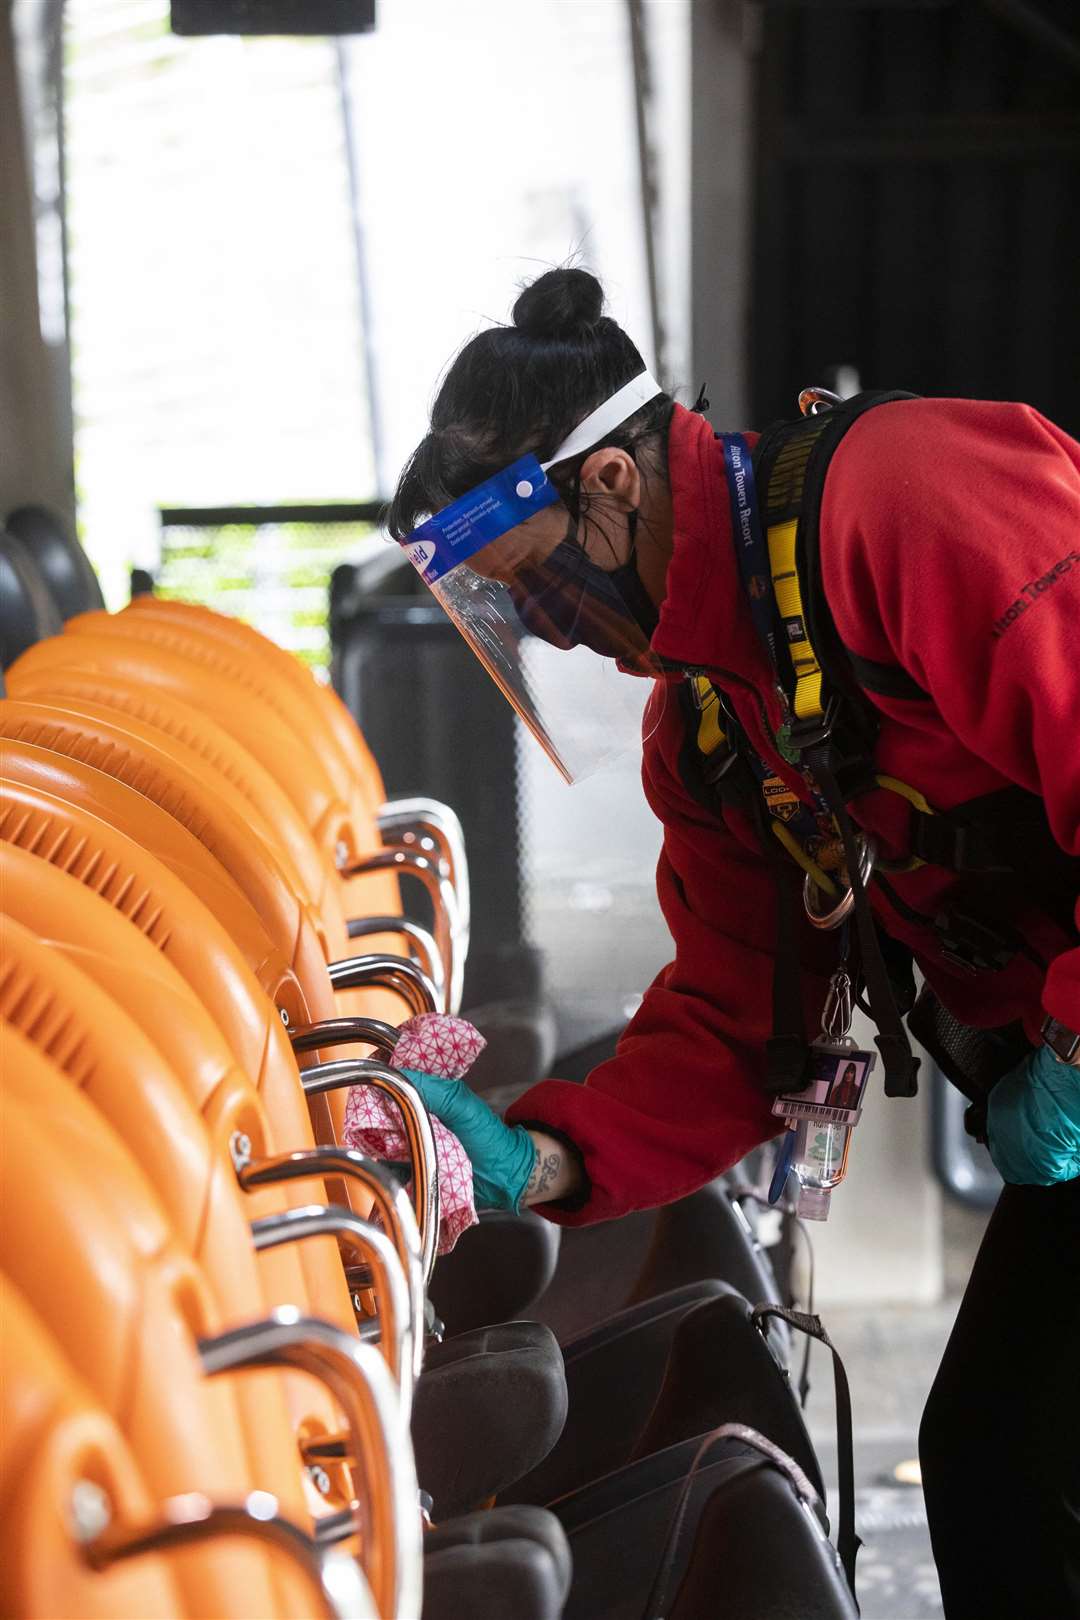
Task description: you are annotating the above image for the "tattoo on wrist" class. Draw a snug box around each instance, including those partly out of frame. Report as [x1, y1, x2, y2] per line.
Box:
[527, 1148, 562, 1200]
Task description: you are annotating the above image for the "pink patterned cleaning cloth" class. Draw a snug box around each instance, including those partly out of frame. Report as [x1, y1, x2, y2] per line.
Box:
[342, 1013, 487, 1254]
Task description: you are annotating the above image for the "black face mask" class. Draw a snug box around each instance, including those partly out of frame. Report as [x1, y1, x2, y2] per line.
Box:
[509, 514, 659, 660]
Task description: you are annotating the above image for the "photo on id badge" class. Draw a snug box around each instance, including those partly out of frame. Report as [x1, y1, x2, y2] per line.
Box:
[774, 1048, 871, 1124]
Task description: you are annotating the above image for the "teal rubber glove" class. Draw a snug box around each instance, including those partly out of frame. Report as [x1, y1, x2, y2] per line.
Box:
[986, 1043, 1080, 1186]
[400, 1067, 538, 1213]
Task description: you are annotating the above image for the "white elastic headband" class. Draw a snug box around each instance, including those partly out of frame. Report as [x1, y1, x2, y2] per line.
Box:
[541, 370, 664, 470]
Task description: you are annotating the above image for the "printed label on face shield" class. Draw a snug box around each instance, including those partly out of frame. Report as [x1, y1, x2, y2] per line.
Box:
[405, 539, 437, 574]
[403, 454, 561, 583]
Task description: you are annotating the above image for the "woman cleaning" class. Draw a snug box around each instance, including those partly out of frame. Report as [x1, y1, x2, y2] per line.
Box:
[388, 266, 1080, 1618]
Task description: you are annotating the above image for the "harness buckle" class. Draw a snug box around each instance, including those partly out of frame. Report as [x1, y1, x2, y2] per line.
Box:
[701, 743, 741, 786]
[934, 907, 1015, 975]
[786, 694, 843, 754]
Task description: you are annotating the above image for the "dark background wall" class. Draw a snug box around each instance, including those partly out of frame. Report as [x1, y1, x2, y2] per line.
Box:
[749, 1, 1080, 432]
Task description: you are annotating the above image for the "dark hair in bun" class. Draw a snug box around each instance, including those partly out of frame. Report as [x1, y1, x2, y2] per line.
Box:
[388, 266, 672, 539]
[511, 267, 604, 340]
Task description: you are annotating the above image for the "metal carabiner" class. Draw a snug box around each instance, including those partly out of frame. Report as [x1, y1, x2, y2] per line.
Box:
[803, 834, 877, 931]
[798, 385, 842, 418]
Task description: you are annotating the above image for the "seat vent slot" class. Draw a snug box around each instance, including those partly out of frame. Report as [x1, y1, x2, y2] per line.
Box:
[0, 808, 172, 948]
[0, 959, 97, 1088]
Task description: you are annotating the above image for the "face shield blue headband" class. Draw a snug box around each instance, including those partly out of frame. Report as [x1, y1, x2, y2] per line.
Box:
[397, 371, 667, 781]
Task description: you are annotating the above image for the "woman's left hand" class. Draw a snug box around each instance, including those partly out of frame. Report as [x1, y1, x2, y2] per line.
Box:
[399, 1067, 538, 1212]
[986, 1043, 1080, 1186]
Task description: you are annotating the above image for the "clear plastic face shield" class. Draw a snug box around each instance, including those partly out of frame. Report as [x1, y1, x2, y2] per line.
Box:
[400, 373, 667, 783]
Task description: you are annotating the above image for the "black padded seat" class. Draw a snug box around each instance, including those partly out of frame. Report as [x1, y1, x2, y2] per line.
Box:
[623, 1175, 788, 1334]
[556, 1430, 856, 1620]
[427, 1209, 562, 1340]
[425, 1504, 572, 1601]
[504, 1281, 821, 1510]
[423, 1515, 570, 1620]
[0, 530, 62, 668]
[530, 1175, 788, 1349]
[5, 504, 104, 620]
[464, 997, 559, 1097]
[412, 1321, 568, 1519]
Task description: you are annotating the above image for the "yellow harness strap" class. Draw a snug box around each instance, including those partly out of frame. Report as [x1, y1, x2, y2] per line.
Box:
[765, 516, 824, 723]
[771, 820, 839, 896]
[693, 674, 728, 756]
[692, 673, 840, 896]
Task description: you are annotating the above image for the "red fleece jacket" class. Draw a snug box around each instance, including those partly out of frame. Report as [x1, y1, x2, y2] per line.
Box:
[506, 399, 1080, 1224]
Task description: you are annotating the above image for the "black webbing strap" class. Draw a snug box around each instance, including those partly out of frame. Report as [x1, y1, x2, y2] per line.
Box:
[845, 649, 930, 702]
[752, 1303, 861, 1599]
[805, 742, 920, 1098]
[643, 1421, 829, 1620]
[907, 812, 1011, 874]
[751, 792, 812, 1093]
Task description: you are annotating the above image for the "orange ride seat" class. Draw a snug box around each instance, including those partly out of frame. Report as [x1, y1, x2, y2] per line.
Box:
[6, 662, 347, 935]
[0, 698, 340, 1001]
[1, 1031, 293, 1620]
[0, 771, 368, 1303]
[0, 913, 361, 1521]
[8, 631, 411, 970]
[124, 595, 389, 814]
[0, 1274, 183, 1619]
[0, 845, 417, 1394]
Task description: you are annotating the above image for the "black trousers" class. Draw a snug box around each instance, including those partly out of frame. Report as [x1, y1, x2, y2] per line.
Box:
[919, 1176, 1080, 1620]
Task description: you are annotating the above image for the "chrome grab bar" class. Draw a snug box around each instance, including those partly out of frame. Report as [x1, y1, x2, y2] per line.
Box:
[290, 1018, 400, 1060]
[344, 917, 444, 1007]
[239, 1148, 424, 1382]
[199, 1308, 422, 1620]
[378, 798, 470, 941]
[249, 1205, 413, 1416]
[327, 954, 439, 1017]
[342, 850, 459, 1013]
[79, 1489, 377, 1620]
[312, 1506, 359, 1546]
[300, 1060, 439, 1285]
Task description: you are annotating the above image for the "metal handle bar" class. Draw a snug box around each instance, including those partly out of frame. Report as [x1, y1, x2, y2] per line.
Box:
[290, 1018, 400, 1060]
[327, 954, 439, 1017]
[80, 1489, 377, 1619]
[313, 1507, 360, 1545]
[239, 1149, 424, 1382]
[378, 799, 471, 940]
[249, 1206, 413, 1416]
[199, 1307, 422, 1620]
[344, 917, 445, 1008]
[300, 1060, 440, 1285]
[342, 850, 459, 1012]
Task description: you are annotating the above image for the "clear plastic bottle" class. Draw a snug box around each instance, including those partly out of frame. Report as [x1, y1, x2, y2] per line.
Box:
[790, 1117, 852, 1221]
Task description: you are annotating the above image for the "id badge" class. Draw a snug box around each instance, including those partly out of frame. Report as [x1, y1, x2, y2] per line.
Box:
[771, 1042, 876, 1126]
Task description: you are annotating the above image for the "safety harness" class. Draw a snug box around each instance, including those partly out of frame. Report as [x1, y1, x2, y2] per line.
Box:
[681, 388, 1080, 1115]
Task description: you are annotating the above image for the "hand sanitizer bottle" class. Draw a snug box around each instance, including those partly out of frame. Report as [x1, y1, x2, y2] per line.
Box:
[790, 1117, 852, 1221]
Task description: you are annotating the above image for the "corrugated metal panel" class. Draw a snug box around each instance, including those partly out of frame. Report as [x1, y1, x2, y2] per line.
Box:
[751, 3, 1080, 429]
